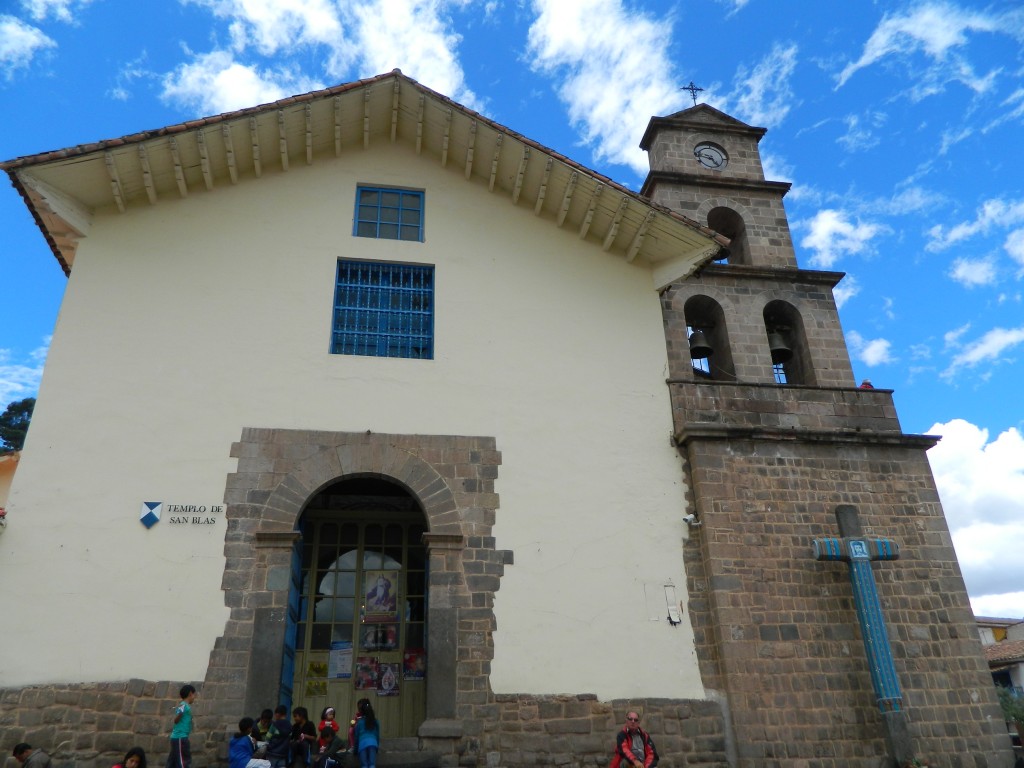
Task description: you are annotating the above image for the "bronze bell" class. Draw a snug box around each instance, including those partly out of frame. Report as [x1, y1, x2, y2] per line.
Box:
[688, 329, 713, 360]
[767, 331, 792, 364]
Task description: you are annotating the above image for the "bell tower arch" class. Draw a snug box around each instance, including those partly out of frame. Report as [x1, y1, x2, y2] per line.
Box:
[643, 105, 1008, 766]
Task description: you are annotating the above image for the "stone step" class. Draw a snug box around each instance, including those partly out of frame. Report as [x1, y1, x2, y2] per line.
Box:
[338, 739, 441, 768]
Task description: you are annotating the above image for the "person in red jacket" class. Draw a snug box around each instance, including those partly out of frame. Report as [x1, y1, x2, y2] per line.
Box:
[609, 711, 658, 768]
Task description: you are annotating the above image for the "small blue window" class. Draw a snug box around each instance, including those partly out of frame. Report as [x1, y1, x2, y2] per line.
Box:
[354, 186, 424, 241]
[330, 260, 433, 359]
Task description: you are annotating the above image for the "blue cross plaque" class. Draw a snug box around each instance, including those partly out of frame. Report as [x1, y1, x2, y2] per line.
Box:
[812, 505, 902, 713]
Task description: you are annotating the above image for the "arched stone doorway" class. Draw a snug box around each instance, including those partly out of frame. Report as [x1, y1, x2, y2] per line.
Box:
[289, 477, 428, 737]
[208, 428, 509, 753]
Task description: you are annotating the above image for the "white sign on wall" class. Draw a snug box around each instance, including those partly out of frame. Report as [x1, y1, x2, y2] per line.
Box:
[139, 501, 225, 529]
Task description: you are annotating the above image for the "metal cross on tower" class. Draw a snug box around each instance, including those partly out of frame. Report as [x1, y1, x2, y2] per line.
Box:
[813, 504, 914, 764]
[681, 81, 704, 106]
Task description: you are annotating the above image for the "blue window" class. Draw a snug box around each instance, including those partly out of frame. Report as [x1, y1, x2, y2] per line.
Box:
[354, 187, 424, 241]
[330, 260, 434, 359]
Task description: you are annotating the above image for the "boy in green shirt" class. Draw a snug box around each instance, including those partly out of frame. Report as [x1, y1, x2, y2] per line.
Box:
[165, 684, 197, 768]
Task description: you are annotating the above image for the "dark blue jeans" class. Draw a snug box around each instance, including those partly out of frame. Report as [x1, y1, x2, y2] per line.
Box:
[165, 738, 191, 768]
[358, 746, 377, 768]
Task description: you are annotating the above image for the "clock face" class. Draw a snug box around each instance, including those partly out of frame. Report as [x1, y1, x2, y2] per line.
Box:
[694, 142, 728, 170]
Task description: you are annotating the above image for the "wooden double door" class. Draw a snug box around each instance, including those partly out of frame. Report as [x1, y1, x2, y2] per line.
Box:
[288, 500, 427, 738]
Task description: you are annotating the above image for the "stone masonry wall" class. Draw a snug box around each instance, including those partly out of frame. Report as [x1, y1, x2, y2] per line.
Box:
[0, 680, 215, 768]
[0, 685, 729, 768]
[646, 181, 797, 269]
[662, 266, 854, 388]
[474, 696, 728, 768]
[678, 429, 1014, 768]
[643, 115, 767, 184]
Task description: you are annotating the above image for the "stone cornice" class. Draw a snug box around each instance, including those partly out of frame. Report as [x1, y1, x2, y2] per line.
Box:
[641, 170, 791, 198]
[640, 113, 767, 149]
[675, 424, 940, 449]
[681, 262, 846, 287]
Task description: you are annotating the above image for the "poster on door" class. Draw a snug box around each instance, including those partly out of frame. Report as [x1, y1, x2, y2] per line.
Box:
[363, 570, 400, 622]
[354, 657, 378, 690]
[361, 624, 399, 651]
[329, 641, 353, 679]
[403, 648, 426, 680]
[377, 663, 400, 697]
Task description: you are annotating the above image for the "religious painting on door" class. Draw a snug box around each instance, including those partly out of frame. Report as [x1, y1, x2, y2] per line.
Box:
[289, 481, 427, 738]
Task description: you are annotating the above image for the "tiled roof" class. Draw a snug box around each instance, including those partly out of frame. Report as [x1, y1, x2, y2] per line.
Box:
[985, 639, 1024, 665]
[976, 616, 1024, 627]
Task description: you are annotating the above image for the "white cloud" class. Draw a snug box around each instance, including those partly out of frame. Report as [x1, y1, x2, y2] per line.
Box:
[926, 197, 1024, 252]
[162, 49, 321, 114]
[927, 419, 1024, 615]
[526, 0, 682, 174]
[938, 125, 973, 155]
[943, 322, 970, 348]
[847, 330, 894, 366]
[182, 0, 346, 56]
[909, 343, 931, 360]
[0, 15, 56, 77]
[836, 111, 886, 152]
[882, 296, 895, 321]
[108, 53, 153, 101]
[1004, 229, 1024, 269]
[759, 149, 794, 186]
[836, 2, 1002, 92]
[797, 209, 884, 268]
[996, 88, 1024, 126]
[165, 0, 479, 116]
[20, 0, 93, 23]
[716, 0, 749, 16]
[0, 340, 49, 407]
[942, 326, 1024, 379]
[888, 185, 944, 214]
[728, 42, 798, 129]
[970, 592, 1024, 620]
[350, 0, 479, 109]
[948, 256, 997, 287]
[833, 274, 859, 308]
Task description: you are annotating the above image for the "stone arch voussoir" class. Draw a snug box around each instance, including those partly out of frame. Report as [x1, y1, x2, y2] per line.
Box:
[257, 438, 459, 536]
[696, 195, 754, 230]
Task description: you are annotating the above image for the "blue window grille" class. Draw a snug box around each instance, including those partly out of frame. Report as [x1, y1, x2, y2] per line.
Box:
[331, 260, 434, 359]
[354, 187, 424, 241]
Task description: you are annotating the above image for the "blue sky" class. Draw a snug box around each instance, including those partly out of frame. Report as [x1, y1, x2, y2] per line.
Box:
[2, 0, 1023, 618]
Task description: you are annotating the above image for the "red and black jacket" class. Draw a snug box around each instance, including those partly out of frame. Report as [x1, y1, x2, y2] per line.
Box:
[609, 725, 658, 768]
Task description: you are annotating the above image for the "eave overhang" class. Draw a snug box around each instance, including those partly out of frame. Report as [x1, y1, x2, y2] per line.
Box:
[2, 70, 727, 289]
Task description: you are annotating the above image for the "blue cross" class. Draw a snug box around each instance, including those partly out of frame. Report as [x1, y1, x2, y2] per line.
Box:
[813, 504, 903, 713]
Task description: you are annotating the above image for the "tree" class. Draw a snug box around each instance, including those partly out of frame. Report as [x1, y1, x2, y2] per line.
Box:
[0, 397, 35, 452]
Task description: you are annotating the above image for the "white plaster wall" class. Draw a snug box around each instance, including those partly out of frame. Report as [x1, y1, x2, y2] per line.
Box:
[2, 145, 703, 700]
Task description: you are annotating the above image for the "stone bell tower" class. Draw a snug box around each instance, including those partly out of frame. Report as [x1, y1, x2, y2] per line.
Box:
[641, 105, 1013, 768]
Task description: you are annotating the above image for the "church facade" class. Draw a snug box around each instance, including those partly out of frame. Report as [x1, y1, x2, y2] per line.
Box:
[0, 72, 1012, 768]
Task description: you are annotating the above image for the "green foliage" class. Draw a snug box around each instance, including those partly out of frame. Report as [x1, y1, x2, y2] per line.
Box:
[996, 685, 1024, 725]
[0, 397, 35, 452]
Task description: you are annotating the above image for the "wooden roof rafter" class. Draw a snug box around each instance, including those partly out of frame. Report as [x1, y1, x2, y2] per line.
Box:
[249, 118, 262, 178]
[197, 130, 214, 190]
[137, 144, 157, 205]
[278, 111, 289, 172]
[169, 137, 188, 198]
[2, 69, 728, 281]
